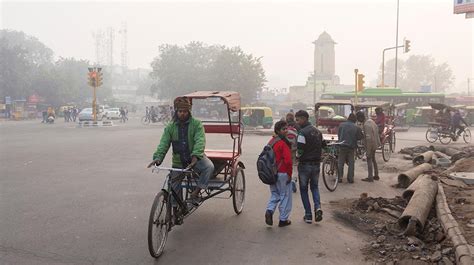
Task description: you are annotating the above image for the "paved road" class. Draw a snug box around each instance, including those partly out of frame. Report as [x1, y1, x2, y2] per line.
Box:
[0, 119, 469, 264]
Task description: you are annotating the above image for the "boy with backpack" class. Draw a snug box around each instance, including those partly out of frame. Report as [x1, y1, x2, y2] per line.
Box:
[264, 120, 293, 227]
[285, 112, 299, 193]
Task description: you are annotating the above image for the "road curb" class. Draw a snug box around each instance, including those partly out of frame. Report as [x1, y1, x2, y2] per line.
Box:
[78, 121, 114, 127]
[435, 183, 474, 265]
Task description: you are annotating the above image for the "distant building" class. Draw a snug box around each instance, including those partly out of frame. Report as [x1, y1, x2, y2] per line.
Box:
[313, 31, 340, 85]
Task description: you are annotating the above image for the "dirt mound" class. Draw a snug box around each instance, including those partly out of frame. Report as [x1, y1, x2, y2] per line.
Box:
[332, 196, 455, 264]
[446, 157, 474, 173]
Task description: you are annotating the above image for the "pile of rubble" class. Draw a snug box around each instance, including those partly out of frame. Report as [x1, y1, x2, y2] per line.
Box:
[334, 196, 455, 264]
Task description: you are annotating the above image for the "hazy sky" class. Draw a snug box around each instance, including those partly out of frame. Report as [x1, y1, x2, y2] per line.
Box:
[1, 0, 473, 91]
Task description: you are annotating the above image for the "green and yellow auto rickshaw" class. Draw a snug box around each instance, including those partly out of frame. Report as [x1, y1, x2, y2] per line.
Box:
[241, 107, 273, 129]
[412, 106, 436, 126]
[465, 106, 474, 126]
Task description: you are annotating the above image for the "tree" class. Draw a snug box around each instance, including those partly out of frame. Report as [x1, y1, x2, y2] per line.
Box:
[150, 42, 266, 103]
[378, 55, 454, 92]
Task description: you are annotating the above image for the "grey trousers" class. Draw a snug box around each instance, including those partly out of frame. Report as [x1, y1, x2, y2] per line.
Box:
[366, 148, 379, 180]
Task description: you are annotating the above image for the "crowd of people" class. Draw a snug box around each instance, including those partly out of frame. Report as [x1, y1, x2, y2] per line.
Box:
[263, 107, 393, 227]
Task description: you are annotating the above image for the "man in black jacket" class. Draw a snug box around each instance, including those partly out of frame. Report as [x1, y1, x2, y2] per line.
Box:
[295, 110, 326, 224]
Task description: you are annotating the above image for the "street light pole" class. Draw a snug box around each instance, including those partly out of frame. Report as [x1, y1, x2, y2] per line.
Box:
[394, 0, 400, 88]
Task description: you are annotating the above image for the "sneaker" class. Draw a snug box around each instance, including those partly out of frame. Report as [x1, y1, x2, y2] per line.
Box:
[291, 181, 297, 193]
[303, 215, 312, 224]
[265, 210, 273, 226]
[361, 178, 374, 182]
[374, 176, 380, 181]
[338, 178, 343, 183]
[278, 220, 292, 227]
[315, 209, 323, 222]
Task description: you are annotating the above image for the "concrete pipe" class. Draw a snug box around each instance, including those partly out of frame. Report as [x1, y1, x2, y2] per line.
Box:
[412, 151, 434, 165]
[399, 174, 438, 236]
[433, 146, 460, 157]
[398, 163, 433, 189]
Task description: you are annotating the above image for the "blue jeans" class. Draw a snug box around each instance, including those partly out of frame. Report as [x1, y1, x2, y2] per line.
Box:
[266, 173, 292, 221]
[298, 163, 321, 218]
[171, 155, 214, 204]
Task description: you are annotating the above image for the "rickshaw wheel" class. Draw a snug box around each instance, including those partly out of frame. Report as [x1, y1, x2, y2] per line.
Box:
[382, 140, 391, 162]
[391, 132, 396, 153]
[463, 128, 471, 144]
[148, 191, 170, 258]
[439, 134, 452, 145]
[232, 167, 246, 215]
[425, 128, 438, 143]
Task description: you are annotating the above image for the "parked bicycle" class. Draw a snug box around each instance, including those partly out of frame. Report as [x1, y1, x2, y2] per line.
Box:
[321, 141, 345, 192]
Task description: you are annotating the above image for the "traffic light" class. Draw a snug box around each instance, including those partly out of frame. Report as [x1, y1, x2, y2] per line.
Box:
[404, 39, 411, 53]
[88, 71, 97, 87]
[97, 71, 103, 87]
[357, 74, 365, 91]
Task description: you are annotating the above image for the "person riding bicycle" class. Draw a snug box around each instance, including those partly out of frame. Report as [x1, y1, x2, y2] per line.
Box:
[147, 97, 214, 208]
[451, 110, 468, 141]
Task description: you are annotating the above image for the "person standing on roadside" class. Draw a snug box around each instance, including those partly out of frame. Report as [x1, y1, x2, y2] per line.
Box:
[337, 113, 363, 183]
[295, 110, 325, 224]
[357, 111, 381, 182]
[264, 120, 293, 227]
[285, 112, 299, 193]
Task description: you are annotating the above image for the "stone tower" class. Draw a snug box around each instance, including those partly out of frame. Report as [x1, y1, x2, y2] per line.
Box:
[313, 31, 336, 79]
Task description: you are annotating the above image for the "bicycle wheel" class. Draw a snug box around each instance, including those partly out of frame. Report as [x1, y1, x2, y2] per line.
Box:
[391, 132, 396, 153]
[463, 128, 471, 144]
[425, 128, 438, 143]
[148, 191, 170, 258]
[322, 156, 338, 192]
[141, 116, 150, 125]
[439, 133, 452, 145]
[232, 167, 246, 214]
[382, 140, 391, 162]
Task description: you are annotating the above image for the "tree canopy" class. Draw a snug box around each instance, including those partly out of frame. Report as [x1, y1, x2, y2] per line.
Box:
[150, 42, 266, 103]
[378, 55, 454, 92]
[0, 30, 112, 106]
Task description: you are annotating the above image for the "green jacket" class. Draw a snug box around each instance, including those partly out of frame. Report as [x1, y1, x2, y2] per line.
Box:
[153, 116, 206, 167]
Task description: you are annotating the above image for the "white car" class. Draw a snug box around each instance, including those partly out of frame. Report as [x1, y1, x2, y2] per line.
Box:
[78, 108, 106, 121]
[105, 108, 121, 120]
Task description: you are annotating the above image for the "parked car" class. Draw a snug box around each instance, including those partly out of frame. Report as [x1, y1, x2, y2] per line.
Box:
[78, 108, 106, 121]
[105, 108, 121, 120]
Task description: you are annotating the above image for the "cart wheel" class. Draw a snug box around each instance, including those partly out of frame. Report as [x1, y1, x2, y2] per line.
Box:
[322, 155, 338, 192]
[463, 128, 471, 144]
[232, 167, 245, 215]
[148, 191, 170, 258]
[425, 128, 438, 143]
[141, 116, 150, 125]
[439, 134, 452, 145]
[382, 140, 391, 162]
[391, 132, 396, 153]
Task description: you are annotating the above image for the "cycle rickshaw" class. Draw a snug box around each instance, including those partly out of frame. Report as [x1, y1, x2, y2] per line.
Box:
[425, 103, 471, 144]
[147, 91, 246, 258]
[354, 101, 395, 162]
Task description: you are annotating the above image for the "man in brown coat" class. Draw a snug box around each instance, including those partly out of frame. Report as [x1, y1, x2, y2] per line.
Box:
[356, 111, 381, 182]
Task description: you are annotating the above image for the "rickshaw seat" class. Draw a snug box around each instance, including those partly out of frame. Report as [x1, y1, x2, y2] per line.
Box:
[205, 149, 238, 161]
[204, 124, 240, 134]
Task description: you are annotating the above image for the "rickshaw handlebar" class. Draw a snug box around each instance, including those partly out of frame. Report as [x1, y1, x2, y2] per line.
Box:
[152, 166, 192, 173]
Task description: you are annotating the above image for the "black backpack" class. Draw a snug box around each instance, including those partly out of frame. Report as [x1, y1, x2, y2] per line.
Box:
[257, 137, 281, 185]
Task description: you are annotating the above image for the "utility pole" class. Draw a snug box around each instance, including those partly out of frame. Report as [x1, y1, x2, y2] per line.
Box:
[394, 0, 400, 88]
[380, 40, 408, 87]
